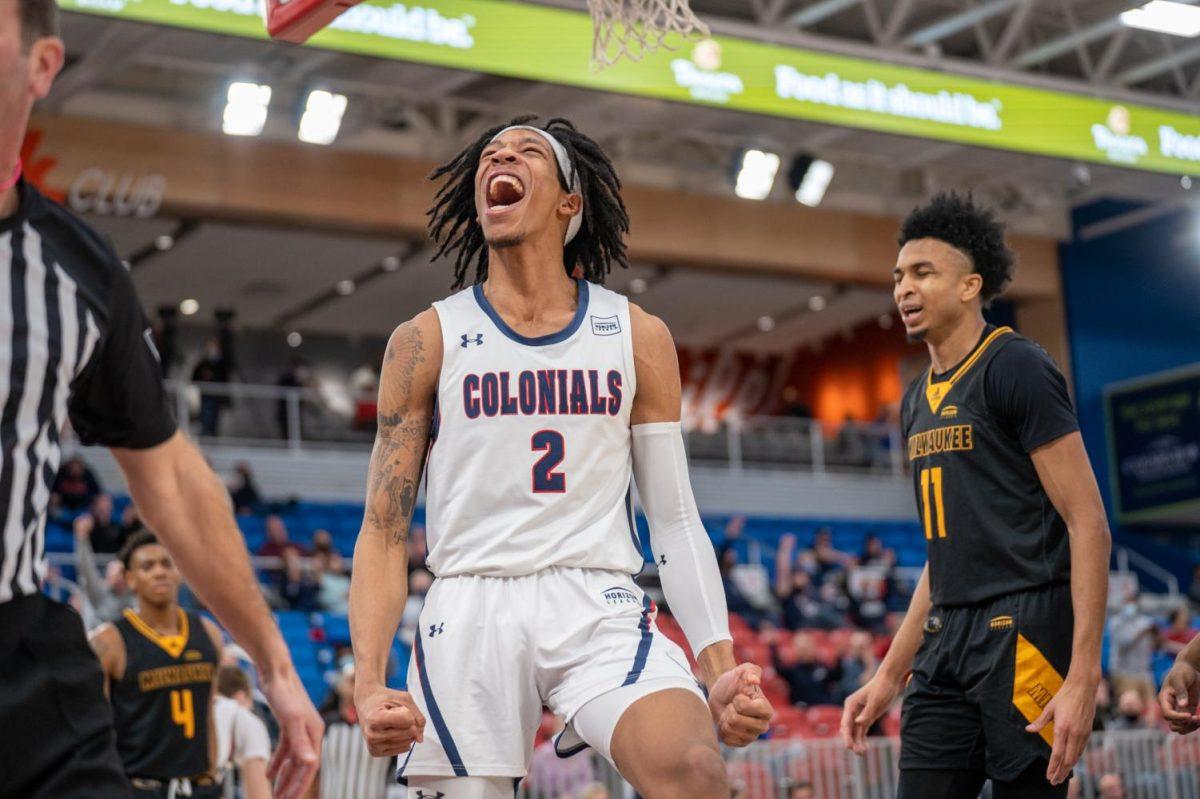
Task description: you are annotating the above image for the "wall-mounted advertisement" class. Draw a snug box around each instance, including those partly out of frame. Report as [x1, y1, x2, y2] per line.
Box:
[1105, 365, 1200, 524]
[61, 0, 1200, 176]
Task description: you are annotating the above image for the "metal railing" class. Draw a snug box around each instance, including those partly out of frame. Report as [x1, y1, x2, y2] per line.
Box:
[516, 730, 1200, 799]
[166, 378, 907, 476]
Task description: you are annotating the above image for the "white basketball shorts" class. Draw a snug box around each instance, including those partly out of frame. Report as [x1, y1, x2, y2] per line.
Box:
[396, 565, 704, 780]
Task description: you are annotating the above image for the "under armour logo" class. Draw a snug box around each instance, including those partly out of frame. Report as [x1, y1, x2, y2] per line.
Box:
[428, 623, 445, 637]
[460, 333, 483, 348]
[659, 554, 668, 566]
[416, 792, 445, 799]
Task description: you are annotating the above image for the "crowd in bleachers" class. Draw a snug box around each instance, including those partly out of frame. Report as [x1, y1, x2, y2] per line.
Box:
[43, 456, 1200, 751]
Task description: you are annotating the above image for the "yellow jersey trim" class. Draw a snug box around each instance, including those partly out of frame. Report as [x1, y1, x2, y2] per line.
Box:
[925, 326, 1014, 413]
[123, 608, 189, 660]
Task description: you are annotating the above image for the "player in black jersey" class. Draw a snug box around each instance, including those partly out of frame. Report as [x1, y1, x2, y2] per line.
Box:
[840, 193, 1111, 798]
[90, 532, 224, 799]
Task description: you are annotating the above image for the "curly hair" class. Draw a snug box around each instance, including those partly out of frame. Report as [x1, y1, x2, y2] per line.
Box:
[898, 192, 1015, 305]
[117, 530, 160, 570]
[427, 115, 629, 289]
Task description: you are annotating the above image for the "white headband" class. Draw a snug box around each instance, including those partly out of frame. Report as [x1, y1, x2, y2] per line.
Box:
[491, 125, 583, 246]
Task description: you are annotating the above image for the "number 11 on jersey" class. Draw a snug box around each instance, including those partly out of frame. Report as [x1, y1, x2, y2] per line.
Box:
[920, 467, 948, 540]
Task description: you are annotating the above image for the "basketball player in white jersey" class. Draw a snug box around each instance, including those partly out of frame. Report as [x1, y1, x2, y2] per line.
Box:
[348, 116, 773, 799]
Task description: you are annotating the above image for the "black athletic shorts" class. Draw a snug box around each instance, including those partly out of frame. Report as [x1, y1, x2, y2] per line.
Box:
[900, 582, 1073, 782]
[0, 593, 132, 799]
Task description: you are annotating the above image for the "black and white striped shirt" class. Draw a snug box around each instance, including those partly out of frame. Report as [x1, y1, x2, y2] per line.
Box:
[0, 179, 175, 603]
[320, 715, 393, 799]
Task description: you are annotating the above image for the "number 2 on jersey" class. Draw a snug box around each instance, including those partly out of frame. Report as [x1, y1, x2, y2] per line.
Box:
[531, 430, 566, 493]
[170, 689, 195, 739]
[920, 467, 948, 540]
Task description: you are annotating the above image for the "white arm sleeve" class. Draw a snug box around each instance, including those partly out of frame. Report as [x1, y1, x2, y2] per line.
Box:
[631, 421, 731, 657]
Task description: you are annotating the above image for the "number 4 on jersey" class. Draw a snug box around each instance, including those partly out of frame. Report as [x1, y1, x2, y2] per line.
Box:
[531, 430, 566, 493]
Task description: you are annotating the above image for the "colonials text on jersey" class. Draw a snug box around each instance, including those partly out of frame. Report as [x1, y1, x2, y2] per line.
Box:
[463, 369, 624, 418]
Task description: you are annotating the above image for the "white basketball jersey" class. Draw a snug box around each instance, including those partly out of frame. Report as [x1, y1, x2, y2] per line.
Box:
[424, 279, 642, 577]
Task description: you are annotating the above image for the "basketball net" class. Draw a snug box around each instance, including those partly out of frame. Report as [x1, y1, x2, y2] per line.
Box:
[587, 0, 710, 70]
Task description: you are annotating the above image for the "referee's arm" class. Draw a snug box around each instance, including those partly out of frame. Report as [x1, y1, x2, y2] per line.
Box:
[69, 262, 322, 799]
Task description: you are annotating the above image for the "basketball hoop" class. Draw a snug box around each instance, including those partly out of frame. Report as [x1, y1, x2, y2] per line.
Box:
[587, 0, 710, 70]
[262, 0, 362, 44]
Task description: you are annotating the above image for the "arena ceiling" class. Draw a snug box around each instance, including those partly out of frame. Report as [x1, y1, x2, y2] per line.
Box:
[52, 1, 1198, 245]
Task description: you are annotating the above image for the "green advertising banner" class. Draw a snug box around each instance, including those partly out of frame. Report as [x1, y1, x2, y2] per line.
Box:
[62, 0, 1200, 176]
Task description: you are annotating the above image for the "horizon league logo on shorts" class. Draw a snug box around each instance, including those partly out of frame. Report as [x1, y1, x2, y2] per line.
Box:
[602, 586, 640, 606]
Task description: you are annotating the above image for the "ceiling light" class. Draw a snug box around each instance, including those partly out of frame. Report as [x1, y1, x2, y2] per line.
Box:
[1120, 1, 1200, 37]
[757, 315, 776, 332]
[336, 279, 356, 296]
[287, 331, 303, 348]
[223, 81, 272, 137]
[154, 235, 175, 251]
[628, 277, 648, 294]
[298, 89, 348, 145]
[381, 255, 401, 271]
[734, 149, 781, 201]
[179, 298, 199, 316]
[788, 155, 836, 207]
[808, 295, 827, 312]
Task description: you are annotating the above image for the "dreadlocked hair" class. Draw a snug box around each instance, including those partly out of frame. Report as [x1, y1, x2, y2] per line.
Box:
[427, 115, 630, 289]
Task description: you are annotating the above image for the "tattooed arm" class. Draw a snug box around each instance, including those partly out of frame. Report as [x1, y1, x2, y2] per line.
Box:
[349, 309, 442, 757]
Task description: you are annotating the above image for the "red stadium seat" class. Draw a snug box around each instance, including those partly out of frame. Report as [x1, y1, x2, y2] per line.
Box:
[806, 705, 844, 738]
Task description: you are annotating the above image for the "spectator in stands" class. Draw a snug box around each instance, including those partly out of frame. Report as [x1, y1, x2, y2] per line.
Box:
[717, 515, 746, 563]
[50, 455, 101, 514]
[1106, 689, 1148, 731]
[398, 568, 434, 647]
[858, 534, 895, 568]
[319, 668, 392, 799]
[837, 631, 878, 702]
[191, 336, 233, 437]
[778, 568, 844, 630]
[276, 358, 316, 441]
[811, 527, 853, 580]
[1109, 592, 1159, 705]
[786, 782, 815, 799]
[120, 503, 144, 538]
[350, 359, 380, 433]
[280, 548, 319, 611]
[407, 524, 428, 575]
[525, 713, 596, 796]
[227, 461, 262, 515]
[1188, 564, 1200, 611]
[313, 529, 350, 614]
[256, 514, 308, 560]
[73, 493, 127, 554]
[780, 386, 812, 419]
[1161, 606, 1193, 657]
[1092, 677, 1115, 731]
[1098, 772, 1127, 799]
[213, 665, 272, 799]
[73, 519, 133, 626]
[767, 629, 838, 706]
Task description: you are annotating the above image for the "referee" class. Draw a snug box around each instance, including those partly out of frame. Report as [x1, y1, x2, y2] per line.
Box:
[0, 4, 322, 798]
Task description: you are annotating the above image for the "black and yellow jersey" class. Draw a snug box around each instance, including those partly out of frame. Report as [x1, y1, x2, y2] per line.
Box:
[901, 325, 1080, 606]
[112, 608, 218, 779]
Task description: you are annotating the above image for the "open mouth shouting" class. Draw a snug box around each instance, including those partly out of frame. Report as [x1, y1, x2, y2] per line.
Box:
[485, 172, 526, 217]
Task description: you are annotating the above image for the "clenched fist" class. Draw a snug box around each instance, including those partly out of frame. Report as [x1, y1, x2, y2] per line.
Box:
[708, 663, 774, 746]
[356, 685, 427, 757]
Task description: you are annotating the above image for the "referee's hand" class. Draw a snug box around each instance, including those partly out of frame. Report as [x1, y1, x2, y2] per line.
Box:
[357, 685, 427, 756]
